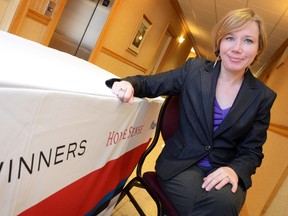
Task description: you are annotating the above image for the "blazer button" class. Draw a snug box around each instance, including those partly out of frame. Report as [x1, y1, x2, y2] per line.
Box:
[205, 145, 211, 151]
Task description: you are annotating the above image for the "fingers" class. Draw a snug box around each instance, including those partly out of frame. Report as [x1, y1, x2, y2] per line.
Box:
[202, 173, 228, 191]
[112, 81, 134, 103]
[117, 87, 133, 103]
[215, 176, 230, 190]
[202, 167, 238, 193]
[231, 180, 238, 193]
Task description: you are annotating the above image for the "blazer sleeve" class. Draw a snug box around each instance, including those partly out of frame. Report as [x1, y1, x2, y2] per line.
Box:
[118, 58, 204, 98]
[228, 87, 277, 190]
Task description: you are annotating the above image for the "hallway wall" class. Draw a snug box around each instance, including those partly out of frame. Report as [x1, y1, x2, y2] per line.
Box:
[267, 57, 288, 126]
[49, 0, 115, 61]
[244, 57, 288, 216]
[0, 0, 19, 31]
[89, 0, 193, 77]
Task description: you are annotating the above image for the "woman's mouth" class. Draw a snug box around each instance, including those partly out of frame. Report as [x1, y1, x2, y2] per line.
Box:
[228, 55, 244, 62]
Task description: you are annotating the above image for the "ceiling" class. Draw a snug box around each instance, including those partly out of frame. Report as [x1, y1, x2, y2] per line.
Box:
[177, 0, 288, 75]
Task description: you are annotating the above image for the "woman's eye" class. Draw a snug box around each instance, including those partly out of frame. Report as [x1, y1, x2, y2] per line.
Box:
[226, 36, 234, 41]
[244, 38, 253, 44]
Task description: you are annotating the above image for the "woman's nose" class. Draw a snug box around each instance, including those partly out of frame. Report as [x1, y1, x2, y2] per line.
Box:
[232, 40, 242, 53]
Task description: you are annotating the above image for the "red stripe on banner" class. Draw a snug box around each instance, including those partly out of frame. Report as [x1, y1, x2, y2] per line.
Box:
[19, 139, 151, 216]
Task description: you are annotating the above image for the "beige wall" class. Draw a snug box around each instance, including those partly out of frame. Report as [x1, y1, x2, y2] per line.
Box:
[244, 58, 288, 215]
[0, 0, 9, 21]
[2, 0, 192, 77]
[0, 0, 20, 31]
[89, 0, 193, 77]
[267, 59, 288, 126]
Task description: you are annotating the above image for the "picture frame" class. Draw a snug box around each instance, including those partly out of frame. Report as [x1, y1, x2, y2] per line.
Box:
[127, 15, 152, 55]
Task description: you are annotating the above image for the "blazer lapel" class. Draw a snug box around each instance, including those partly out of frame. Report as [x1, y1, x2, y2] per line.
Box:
[201, 62, 220, 142]
[214, 71, 259, 137]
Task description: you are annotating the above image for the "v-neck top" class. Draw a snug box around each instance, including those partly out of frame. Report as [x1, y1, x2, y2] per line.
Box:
[213, 98, 231, 132]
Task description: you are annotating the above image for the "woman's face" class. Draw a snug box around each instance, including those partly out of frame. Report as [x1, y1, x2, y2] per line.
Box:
[219, 21, 259, 74]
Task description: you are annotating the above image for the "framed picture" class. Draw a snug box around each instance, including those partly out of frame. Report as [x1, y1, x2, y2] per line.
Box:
[128, 15, 152, 54]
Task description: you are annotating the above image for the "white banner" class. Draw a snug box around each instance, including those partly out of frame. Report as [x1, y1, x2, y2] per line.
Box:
[0, 31, 163, 215]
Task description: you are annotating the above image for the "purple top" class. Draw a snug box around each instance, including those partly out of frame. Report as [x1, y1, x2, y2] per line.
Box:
[197, 98, 231, 167]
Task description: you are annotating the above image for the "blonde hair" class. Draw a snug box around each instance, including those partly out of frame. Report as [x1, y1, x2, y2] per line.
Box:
[212, 8, 267, 63]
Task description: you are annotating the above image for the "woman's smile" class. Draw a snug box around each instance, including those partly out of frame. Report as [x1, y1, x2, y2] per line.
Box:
[220, 21, 259, 74]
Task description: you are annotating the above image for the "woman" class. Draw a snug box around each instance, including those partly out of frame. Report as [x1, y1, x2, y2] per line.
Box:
[106, 8, 276, 216]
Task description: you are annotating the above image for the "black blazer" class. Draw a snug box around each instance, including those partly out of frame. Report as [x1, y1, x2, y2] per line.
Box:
[117, 58, 277, 190]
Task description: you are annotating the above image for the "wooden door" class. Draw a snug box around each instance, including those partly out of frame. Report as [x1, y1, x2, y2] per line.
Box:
[8, 0, 67, 46]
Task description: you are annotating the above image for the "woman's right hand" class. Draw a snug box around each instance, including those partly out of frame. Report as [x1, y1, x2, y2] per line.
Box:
[111, 80, 135, 104]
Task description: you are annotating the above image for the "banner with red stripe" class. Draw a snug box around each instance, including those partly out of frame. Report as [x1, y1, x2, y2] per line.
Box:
[19, 140, 150, 215]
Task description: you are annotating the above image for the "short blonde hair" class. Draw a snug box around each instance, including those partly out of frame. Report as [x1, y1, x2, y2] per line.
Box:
[212, 8, 267, 63]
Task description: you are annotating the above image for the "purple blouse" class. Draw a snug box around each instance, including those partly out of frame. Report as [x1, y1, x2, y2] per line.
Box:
[197, 98, 231, 167]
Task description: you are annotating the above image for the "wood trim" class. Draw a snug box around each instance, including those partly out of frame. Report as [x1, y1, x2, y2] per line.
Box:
[260, 166, 288, 215]
[258, 39, 288, 82]
[29, 0, 50, 14]
[260, 123, 288, 215]
[239, 124, 288, 216]
[8, 0, 31, 34]
[269, 123, 288, 138]
[155, 25, 177, 74]
[27, 8, 51, 25]
[169, 0, 200, 57]
[89, 0, 123, 63]
[101, 46, 148, 73]
[147, 23, 176, 75]
[42, 0, 68, 46]
[169, 0, 192, 37]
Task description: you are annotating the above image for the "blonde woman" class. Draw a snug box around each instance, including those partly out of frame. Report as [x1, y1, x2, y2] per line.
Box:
[106, 8, 276, 215]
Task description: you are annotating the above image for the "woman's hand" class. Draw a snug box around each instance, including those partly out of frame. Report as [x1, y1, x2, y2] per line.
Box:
[202, 167, 238, 193]
[112, 80, 134, 104]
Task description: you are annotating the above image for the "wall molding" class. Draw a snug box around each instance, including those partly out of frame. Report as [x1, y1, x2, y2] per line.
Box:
[258, 39, 288, 82]
[269, 123, 288, 138]
[261, 166, 288, 215]
[27, 8, 51, 25]
[101, 46, 148, 73]
[169, 0, 200, 57]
